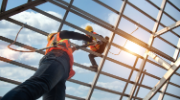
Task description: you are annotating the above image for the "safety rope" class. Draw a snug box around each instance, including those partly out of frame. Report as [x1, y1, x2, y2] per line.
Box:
[109, 24, 139, 55]
[7, 24, 96, 53]
[8, 23, 137, 55]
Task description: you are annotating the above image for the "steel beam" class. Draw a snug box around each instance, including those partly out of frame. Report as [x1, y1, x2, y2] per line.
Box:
[155, 20, 180, 37]
[146, 50, 171, 70]
[119, 57, 139, 100]
[127, 0, 179, 38]
[144, 57, 180, 100]
[0, 78, 85, 100]
[2, 17, 180, 97]
[158, 36, 177, 49]
[1, 60, 180, 99]
[0, 43, 179, 99]
[158, 80, 169, 100]
[4, 16, 180, 86]
[158, 33, 180, 99]
[86, 0, 128, 100]
[146, 0, 180, 38]
[93, 0, 119, 14]
[0, 36, 44, 54]
[66, 94, 85, 100]
[0, 0, 179, 100]
[57, 0, 74, 32]
[6, 18, 49, 36]
[127, 1, 156, 22]
[172, 38, 180, 61]
[0, 56, 37, 71]
[55, 0, 114, 29]
[128, 35, 155, 100]
[31, 7, 106, 42]
[95, 0, 180, 45]
[167, 0, 180, 12]
[0, 76, 21, 85]
[3, 16, 180, 91]
[129, 0, 167, 100]
[0, 0, 47, 20]
[46, 0, 175, 62]
[1, 0, 8, 12]
[128, 0, 179, 38]
[134, 70, 146, 100]
[0, 76, 144, 100]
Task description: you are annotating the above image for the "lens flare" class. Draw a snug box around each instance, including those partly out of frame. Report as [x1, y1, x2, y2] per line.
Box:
[125, 41, 140, 54]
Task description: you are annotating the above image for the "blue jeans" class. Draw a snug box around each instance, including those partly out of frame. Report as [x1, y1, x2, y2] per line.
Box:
[1, 50, 70, 100]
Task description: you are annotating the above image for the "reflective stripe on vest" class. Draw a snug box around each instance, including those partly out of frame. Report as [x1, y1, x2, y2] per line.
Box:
[88, 32, 100, 51]
[45, 32, 75, 79]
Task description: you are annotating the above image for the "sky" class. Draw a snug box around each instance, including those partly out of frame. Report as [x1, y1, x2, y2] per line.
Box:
[0, 0, 180, 100]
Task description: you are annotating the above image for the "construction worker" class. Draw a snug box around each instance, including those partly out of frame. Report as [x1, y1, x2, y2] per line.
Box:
[84, 25, 109, 69]
[1, 30, 94, 100]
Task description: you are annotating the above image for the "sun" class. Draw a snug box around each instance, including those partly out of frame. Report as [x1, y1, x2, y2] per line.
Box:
[125, 41, 140, 54]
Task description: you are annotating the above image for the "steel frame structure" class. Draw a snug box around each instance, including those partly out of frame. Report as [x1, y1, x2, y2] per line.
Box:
[0, 0, 180, 100]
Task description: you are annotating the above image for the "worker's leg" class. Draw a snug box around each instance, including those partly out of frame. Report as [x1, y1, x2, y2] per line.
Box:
[1, 50, 69, 100]
[88, 53, 98, 68]
[43, 50, 70, 100]
[43, 79, 66, 100]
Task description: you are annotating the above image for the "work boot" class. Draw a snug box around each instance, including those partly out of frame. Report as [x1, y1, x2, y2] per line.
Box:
[90, 65, 98, 70]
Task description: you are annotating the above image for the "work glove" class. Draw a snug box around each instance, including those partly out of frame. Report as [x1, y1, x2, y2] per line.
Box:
[97, 41, 103, 45]
[74, 45, 81, 50]
[92, 40, 97, 46]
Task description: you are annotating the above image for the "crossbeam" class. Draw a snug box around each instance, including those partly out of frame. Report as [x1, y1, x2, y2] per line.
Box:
[0, 0, 47, 20]
[143, 57, 180, 100]
[155, 20, 180, 37]
[146, 50, 171, 70]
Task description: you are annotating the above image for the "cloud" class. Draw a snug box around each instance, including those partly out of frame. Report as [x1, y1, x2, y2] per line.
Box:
[0, 10, 124, 99]
[66, 87, 76, 92]
[0, 11, 63, 47]
[0, 11, 64, 66]
[108, 13, 118, 25]
[96, 81, 124, 91]
[0, 67, 35, 86]
[10, 11, 62, 33]
[66, 85, 89, 96]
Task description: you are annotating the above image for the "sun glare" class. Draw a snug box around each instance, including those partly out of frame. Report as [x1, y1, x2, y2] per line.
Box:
[125, 41, 140, 54]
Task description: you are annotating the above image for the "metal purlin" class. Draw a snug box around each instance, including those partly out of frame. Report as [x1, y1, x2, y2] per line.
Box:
[144, 56, 180, 99]
[158, 80, 169, 100]
[0, 0, 180, 100]
[128, 0, 167, 100]
[92, 1, 175, 62]
[43, 0, 175, 62]
[4, 5, 180, 81]
[146, 0, 180, 38]
[0, 0, 179, 95]
[57, 0, 74, 32]
[86, 0, 128, 99]
[119, 57, 139, 100]
[0, 0, 8, 13]
[89, 3, 180, 99]
[134, 70, 146, 100]
[150, 22, 180, 100]
[0, 0, 48, 20]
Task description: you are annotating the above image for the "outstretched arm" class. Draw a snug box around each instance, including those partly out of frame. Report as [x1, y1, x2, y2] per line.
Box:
[60, 30, 92, 42]
[60, 30, 93, 52]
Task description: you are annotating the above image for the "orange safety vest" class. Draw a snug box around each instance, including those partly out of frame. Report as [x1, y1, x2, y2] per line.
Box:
[88, 32, 100, 51]
[45, 32, 75, 79]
